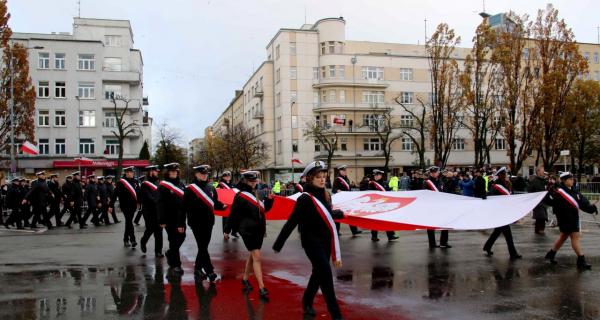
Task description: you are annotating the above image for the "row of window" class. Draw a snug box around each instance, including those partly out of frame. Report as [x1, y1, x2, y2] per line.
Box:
[275, 66, 414, 82]
[37, 81, 123, 100]
[32, 138, 119, 156]
[37, 110, 119, 128]
[38, 52, 125, 71]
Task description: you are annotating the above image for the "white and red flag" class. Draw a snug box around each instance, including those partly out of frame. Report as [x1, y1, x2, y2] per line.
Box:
[21, 141, 38, 155]
[291, 158, 302, 165]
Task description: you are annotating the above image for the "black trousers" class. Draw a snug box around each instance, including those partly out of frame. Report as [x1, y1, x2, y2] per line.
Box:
[483, 225, 518, 256]
[190, 224, 214, 274]
[83, 204, 101, 225]
[371, 230, 396, 240]
[140, 210, 163, 254]
[21, 205, 31, 226]
[303, 244, 342, 319]
[49, 202, 61, 225]
[5, 207, 22, 228]
[165, 225, 186, 268]
[335, 222, 359, 235]
[100, 203, 110, 224]
[427, 230, 449, 248]
[109, 205, 119, 223]
[123, 208, 137, 243]
[65, 204, 83, 227]
[134, 209, 144, 225]
[535, 219, 546, 233]
[31, 205, 50, 227]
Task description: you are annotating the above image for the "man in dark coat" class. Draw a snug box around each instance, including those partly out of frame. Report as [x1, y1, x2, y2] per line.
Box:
[158, 163, 186, 274]
[105, 176, 120, 223]
[3, 178, 23, 229]
[24, 171, 52, 229]
[528, 166, 549, 235]
[47, 174, 62, 226]
[139, 165, 163, 257]
[473, 168, 487, 199]
[83, 174, 101, 226]
[113, 167, 140, 247]
[424, 166, 451, 249]
[368, 169, 398, 242]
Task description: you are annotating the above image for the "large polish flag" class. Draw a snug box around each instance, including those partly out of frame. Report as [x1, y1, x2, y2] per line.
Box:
[21, 141, 39, 155]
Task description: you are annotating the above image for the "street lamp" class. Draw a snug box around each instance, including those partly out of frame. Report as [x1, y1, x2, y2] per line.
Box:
[75, 95, 81, 174]
[8, 43, 44, 179]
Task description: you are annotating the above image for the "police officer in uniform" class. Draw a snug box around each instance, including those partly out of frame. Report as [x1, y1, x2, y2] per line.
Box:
[19, 178, 31, 227]
[217, 171, 237, 239]
[3, 178, 23, 229]
[544, 172, 598, 270]
[105, 175, 120, 224]
[482, 167, 522, 260]
[184, 165, 226, 281]
[369, 169, 398, 242]
[332, 164, 361, 236]
[113, 167, 140, 247]
[96, 176, 110, 225]
[157, 163, 186, 274]
[139, 165, 163, 257]
[424, 166, 451, 249]
[63, 174, 83, 228]
[24, 171, 52, 229]
[83, 174, 101, 226]
[48, 173, 62, 226]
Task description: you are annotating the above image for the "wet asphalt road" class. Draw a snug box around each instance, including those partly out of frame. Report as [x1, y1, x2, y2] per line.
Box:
[1, 214, 600, 320]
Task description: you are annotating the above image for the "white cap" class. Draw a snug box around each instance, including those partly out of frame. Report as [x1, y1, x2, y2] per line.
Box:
[496, 167, 507, 175]
[302, 161, 327, 177]
[559, 171, 573, 179]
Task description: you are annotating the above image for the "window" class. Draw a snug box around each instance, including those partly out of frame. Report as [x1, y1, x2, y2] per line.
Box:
[290, 42, 296, 55]
[329, 90, 336, 103]
[523, 48, 529, 60]
[38, 52, 50, 69]
[400, 68, 413, 81]
[290, 90, 297, 103]
[104, 112, 117, 127]
[79, 139, 95, 155]
[321, 90, 328, 103]
[362, 91, 385, 105]
[595, 71, 599, 81]
[54, 53, 65, 69]
[275, 44, 280, 60]
[38, 110, 50, 127]
[313, 67, 319, 80]
[363, 138, 381, 151]
[338, 65, 345, 79]
[452, 138, 465, 150]
[361, 66, 384, 80]
[55, 139, 65, 155]
[401, 136, 413, 151]
[313, 91, 319, 105]
[54, 110, 66, 127]
[104, 58, 122, 71]
[290, 66, 297, 79]
[340, 138, 347, 151]
[55, 81, 66, 98]
[37, 81, 50, 98]
[292, 115, 298, 128]
[335, 42, 343, 54]
[38, 139, 49, 155]
[78, 82, 95, 99]
[594, 52, 599, 64]
[329, 65, 336, 78]
[495, 138, 506, 150]
[104, 35, 122, 47]
[78, 54, 95, 70]
[399, 92, 414, 104]
[321, 66, 327, 79]
[79, 110, 96, 127]
[363, 114, 383, 128]
[276, 92, 281, 107]
[400, 115, 414, 127]
[339, 90, 346, 104]
[292, 139, 298, 152]
[584, 52, 590, 61]
[104, 84, 122, 100]
[320, 42, 326, 55]
[105, 139, 120, 155]
[276, 68, 280, 83]
[314, 140, 321, 152]
[276, 116, 282, 130]
[328, 41, 335, 54]
[455, 114, 465, 128]
[277, 140, 282, 154]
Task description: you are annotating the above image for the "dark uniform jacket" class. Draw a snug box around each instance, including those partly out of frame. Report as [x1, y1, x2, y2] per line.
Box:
[332, 175, 351, 194]
[368, 179, 390, 191]
[105, 181, 115, 208]
[98, 182, 109, 207]
[273, 184, 343, 251]
[25, 178, 50, 207]
[410, 177, 424, 191]
[85, 182, 99, 208]
[227, 183, 273, 238]
[424, 177, 443, 192]
[72, 179, 84, 206]
[183, 179, 224, 228]
[139, 177, 159, 213]
[48, 180, 61, 205]
[488, 179, 512, 196]
[6, 183, 21, 210]
[544, 183, 597, 233]
[157, 177, 185, 228]
[113, 177, 139, 212]
[474, 176, 487, 199]
[528, 175, 548, 220]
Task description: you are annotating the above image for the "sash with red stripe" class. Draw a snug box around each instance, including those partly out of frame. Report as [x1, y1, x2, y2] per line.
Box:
[425, 179, 439, 192]
[493, 184, 511, 195]
[370, 181, 386, 191]
[187, 183, 215, 211]
[304, 192, 341, 263]
[142, 180, 158, 191]
[218, 182, 232, 190]
[556, 188, 579, 209]
[159, 181, 184, 198]
[337, 177, 350, 191]
[295, 183, 304, 193]
[239, 191, 265, 213]
[119, 179, 137, 201]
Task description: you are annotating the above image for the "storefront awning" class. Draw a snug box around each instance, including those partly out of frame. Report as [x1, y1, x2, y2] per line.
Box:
[53, 159, 150, 168]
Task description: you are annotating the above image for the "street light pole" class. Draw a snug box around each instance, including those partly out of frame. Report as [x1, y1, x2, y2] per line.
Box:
[76, 96, 81, 174]
[290, 101, 296, 183]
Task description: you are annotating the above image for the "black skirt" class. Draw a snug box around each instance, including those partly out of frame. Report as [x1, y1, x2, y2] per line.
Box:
[241, 234, 264, 251]
[556, 212, 580, 233]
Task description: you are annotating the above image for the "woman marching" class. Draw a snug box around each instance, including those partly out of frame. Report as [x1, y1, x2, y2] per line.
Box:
[226, 170, 273, 298]
[273, 161, 345, 320]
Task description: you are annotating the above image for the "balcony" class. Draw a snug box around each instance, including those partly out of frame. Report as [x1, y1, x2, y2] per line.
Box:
[102, 70, 141, 83]
[313, 102, 392, 112]
[254, 88, 264, 98]
[318, 125, 379, 136]
[315, 150, 385, 160]
[312, 78, 389, 89]
[252, 110, 264, 119]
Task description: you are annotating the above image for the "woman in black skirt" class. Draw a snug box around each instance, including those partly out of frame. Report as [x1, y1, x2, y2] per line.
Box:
[227, 170, 272, 298]
[273, 161, 345, 320]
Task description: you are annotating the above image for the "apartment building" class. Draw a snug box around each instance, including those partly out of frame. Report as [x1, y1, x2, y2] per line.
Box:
[7, 17, 151, 177]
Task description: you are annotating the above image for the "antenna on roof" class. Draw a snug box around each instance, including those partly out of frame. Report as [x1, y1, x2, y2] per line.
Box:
[424, 18, 428, 44]
[304, 6, 307, 24]
[77, 0, 81, 17]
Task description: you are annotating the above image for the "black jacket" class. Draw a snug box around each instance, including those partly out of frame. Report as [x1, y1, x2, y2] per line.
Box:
[368, 179, 389, 191]
[48, 180, 61, 205]
[25, 178, 51, 207]
[105, 181, 115, 208]
[6, 183, 21, 210]
[473, 176, 487, 199]
[227, 182, 271, 238]
[85, 182, 99, 208]
[424, 177, 443, 192]
[139, 177, 159, 212]
[488, 179, 512, 196]
[183, 179, 224, 228]
[72, 179, 84, 206]
[332, 176, 351, 194]
[545, 184, 596, 221]
[273, 184, 343, 251]
[410, 177, 424, 190]
[113, 177, 139, 212]
[157, 177, 185, 228]
[98, 182, 109, 206]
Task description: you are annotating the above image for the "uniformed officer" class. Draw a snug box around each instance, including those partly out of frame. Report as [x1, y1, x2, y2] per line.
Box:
[482, 167, 522, 260]
[158, 163, 186, 274]
[332, 164, 361, 236]
[24, 171, 52, 229]
[96, 176, 110, 225]
[83, 174, 101, 226]
[545, 172, 598, 270]
[424, 166, 451, 249]
[105, 175, 120, 224]
[134, 175, 146, 225]
[48, 173, 62, 226]
[113, 167, 140, 247]
[139, 165, 163, 257]
[63, 174, 80, 228]
[3, 178, 23, 229]
[19, 178, 31, 227]
[369, 169, 398, 242]
[71, 172, 85, 229]
[217, 171, 238, 239]
[184, 165, 226, 281]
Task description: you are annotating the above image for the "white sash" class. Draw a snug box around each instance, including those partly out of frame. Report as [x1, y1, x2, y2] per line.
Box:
[219, 182, 232, 190]
[371, 181, 386, 191]
[119, 178, 137, 201]
[556, 187, 579, 209]
[337, 177, 350, 191]
[159, 180, 184, 198]
[239, 191, 265, 211]
[304, 192, 341, 263]
[142, 180, 158, 191]
[187, 183, 215, 209]
[425, 179, 439, 192]
[493, 184, 511, 195]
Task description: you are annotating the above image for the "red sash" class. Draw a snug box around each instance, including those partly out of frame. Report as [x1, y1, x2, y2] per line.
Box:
[142, 180, 158, 191]
[305, 193, 341, 263]
[493, 184, 511, 195]
[295, 183, 304, 193]
[159, 181, 184, 198]
[556, 188, 579, 209]
[239, 191, 265, 213]
[370, 181, 386, 191]
[337, 177, 350, 191]
[119, 179, 137, 201]
[425, 179, 439, 192]
[187, 183, 215, 211]
[218, 182, 231, 190]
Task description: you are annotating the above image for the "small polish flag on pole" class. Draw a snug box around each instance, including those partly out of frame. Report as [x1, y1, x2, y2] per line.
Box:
[21, 141, 39, 155]
[292, 158, 302, 165]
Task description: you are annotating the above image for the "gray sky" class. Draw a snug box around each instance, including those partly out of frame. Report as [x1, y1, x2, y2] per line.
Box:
[8, 0, 599, 142]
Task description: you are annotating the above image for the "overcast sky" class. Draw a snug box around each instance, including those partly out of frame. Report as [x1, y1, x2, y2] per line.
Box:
[8, 0, 599, 142]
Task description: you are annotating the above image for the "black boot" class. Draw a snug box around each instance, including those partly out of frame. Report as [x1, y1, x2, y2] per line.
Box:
[545, 249, 557, 264]
[577, 255, 591, 270]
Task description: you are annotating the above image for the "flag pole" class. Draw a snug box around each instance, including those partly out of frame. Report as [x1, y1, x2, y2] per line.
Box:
[292, 160, 294, 183]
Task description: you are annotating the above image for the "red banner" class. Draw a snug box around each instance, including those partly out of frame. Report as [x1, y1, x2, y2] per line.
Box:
[53, 159, 150, 168]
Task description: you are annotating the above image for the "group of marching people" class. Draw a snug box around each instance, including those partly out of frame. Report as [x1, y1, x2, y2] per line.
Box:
[1, 171, 120, 230]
